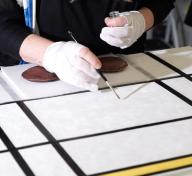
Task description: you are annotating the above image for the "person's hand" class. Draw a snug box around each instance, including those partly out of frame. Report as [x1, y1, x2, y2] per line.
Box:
[100, 11, 146, 49]
[42, 41, 101, 91]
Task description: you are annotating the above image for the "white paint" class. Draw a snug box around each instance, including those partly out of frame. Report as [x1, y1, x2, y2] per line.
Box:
[0, 74, 13, 103]
[20, 145, 77, 176]
[0, 139, 7, 151]
[153, 46, 192, 74]
[61, 120, 192, 175]
[0, 103, 47, 147]
[25, 82, 192, 140]
[1, 57, 150, 100]
[0, 153, 25, 176]
[163, 77, 192, 100]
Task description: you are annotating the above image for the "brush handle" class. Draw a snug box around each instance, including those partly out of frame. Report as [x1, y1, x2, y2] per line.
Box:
[96, 70, 107, 82]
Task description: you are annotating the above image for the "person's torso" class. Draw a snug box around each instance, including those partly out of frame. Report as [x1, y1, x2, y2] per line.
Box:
[37, 0, 145, 55]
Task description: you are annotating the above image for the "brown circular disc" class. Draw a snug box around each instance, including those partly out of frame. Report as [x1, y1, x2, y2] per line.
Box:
[99, 56, 128, 73]
[22, 66, 59, 82]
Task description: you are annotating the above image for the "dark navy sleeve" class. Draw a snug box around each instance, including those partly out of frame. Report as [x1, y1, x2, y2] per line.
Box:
[0, 0, 32, 59]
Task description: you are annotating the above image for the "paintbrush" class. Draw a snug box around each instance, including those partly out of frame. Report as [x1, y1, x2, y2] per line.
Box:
[68, 30, 121, 99]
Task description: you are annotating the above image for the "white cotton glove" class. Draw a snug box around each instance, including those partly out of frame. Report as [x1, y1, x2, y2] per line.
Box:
[16, 0, 23, 7]
[42, 41, 101, 91]
[100, 11, 146, 49]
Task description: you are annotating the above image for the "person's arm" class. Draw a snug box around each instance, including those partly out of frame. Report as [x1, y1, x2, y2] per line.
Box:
[19, 33, 102, 91]
[138, 7, 154, 31]
[100, 0, 175, 49]
[18, 31, 102, 91]
[0, 0, 31, 59]
[139, 0, 175, 26]
[0, 0, 101, 91]
[138, 0, 176, 31]
[19, 34, 53, 65]
[19, 34, 101, 68]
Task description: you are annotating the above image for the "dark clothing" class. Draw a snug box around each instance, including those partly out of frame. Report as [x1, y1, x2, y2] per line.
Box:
[185, 1, 192, 27]
[0, 0, 175, 65]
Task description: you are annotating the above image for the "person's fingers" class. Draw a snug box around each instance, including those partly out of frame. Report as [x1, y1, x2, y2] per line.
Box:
[75, 78, 99, 92]
[100, 26, 132, 38]
[72, 56, 100, 79]
[56, 66, 99, 91]
[79, 47, 102, 69]
[100, 32, 131, 47]
[71, 69, 99, 91]
[100, 33, 124, 47]
[104, 16, 128, 27]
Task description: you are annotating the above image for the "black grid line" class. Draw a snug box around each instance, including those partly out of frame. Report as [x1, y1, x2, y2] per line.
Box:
[145, 52, 192, 82]
[0, 149, 9, 153]
[1, 116, 192, 158]
[17, 101, 86, 176]
[155, 80, 192, 106]
[0, 127, 35, 176]
[122, 54, 192, 107]
[0, 74, 184, 107]
[0, 51, 192, 108]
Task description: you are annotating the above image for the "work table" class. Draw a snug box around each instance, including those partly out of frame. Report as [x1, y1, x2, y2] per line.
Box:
[0, 47, 192, 176]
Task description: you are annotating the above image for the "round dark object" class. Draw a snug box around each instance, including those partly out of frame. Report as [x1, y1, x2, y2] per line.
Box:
[99, 56, 128, 73]
[22, 56, 127, 82]
[22, 66, 59, 82]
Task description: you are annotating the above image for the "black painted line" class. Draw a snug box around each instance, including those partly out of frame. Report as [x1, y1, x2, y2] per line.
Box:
[0, 115, 191, 155]
[0, 51, 190, 107]
[0, 127, 35, 176]
[0, 149, 9, 153]
[155, 80, 192, 106]
[122, 53, 192, 106]
[89, 154, 192, 176]
[145, 52, 192, 82]
[0, 101, 17, 106]
[57, 116, 192, 143]
[103, 75, 181, 89]
[0, 91, 86, 106]
[16, 141, 50, 150]
[17, 101, 86, 176]
[0, 141, 50, 154]
[0, 74, 183, 107]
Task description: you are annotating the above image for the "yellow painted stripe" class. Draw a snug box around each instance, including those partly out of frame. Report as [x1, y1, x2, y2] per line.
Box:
[100, 156, 192, 176]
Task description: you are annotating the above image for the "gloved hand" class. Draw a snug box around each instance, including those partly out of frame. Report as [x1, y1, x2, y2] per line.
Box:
[42, 41, 101, 91]
[100, 11, 146, 49]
